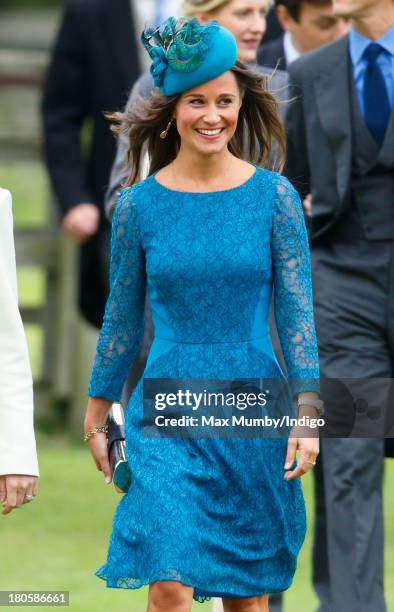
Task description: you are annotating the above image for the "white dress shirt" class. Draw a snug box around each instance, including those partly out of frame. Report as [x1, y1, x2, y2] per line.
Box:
[0, 188, 39, 476]
[283, 31, 302, 66]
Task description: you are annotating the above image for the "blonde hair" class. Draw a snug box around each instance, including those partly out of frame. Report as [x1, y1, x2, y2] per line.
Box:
[182, 0, 273, 18]
[181, 0, 230, 18]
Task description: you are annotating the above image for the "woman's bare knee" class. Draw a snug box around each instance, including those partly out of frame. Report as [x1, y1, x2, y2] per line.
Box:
[222, 594, 269, 612]
[148, 580, 193, 611]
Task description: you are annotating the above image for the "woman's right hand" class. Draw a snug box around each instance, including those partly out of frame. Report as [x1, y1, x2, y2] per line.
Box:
[85, 431, 113, 484]
[84, 396, 113, 485]
[0, 474, 38, 515]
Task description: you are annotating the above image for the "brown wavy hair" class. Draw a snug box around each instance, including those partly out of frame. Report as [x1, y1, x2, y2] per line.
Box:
[106, 60, 286, 186]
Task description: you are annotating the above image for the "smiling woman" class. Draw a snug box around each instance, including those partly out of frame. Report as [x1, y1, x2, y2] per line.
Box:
[104, 0, 289, 221]
[107, 60, 285, 187]
[86, 16, 320, 612]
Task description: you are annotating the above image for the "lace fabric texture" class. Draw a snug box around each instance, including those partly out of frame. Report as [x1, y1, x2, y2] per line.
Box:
[88, 167, 320, 602]
[88, 190, 146, 401]
[271, 179, 320, 396]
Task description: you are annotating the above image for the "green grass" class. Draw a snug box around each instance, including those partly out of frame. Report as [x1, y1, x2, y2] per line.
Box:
[1, 435, 393, 611]
[1, 434, 212, 612]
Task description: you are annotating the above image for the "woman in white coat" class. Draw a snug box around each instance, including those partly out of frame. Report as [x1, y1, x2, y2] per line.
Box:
[0, 188, 39, 515]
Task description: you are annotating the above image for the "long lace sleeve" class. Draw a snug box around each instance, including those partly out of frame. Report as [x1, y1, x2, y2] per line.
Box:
[271, 176, 320, 396]
[88, 188, 146, 401]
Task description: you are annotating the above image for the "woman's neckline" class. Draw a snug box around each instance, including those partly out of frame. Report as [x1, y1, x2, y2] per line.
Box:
[151, 163, 259, 195]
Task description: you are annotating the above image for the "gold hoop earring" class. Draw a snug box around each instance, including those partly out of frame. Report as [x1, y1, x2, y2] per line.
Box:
[160, 118, 174, 139]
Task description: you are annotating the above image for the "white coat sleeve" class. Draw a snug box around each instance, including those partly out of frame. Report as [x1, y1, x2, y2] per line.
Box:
[0, 188, 39, 476]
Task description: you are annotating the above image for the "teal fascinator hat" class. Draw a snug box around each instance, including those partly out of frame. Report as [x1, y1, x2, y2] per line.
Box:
[141, 17, 238, 96]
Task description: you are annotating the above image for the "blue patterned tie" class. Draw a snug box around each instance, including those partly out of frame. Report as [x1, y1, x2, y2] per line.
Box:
[362, 42, 391, 146]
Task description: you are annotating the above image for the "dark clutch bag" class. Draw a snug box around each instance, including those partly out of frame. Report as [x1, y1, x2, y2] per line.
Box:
[106, 402, 132, 494]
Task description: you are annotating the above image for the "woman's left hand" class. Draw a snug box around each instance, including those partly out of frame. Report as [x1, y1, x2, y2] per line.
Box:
[283, 436, 319, 480]
[283, 405, 320, 480]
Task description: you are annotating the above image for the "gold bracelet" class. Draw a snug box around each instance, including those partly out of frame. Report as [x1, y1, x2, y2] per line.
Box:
[84, 425, 108, 442]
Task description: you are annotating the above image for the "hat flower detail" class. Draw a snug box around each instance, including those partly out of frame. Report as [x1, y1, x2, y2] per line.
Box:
[141, 17, 219, 88]
[148, 46, 168, 88]
[141, 16, 237, 96]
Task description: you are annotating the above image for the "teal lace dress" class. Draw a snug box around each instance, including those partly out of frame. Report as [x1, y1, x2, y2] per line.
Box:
[88, 166, 320, 602]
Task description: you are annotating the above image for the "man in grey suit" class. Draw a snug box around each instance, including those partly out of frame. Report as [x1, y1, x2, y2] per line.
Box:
[284, 0, 393, 610]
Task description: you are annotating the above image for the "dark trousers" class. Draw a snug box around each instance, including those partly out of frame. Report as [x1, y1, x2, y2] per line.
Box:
[310, 231, 393, 612]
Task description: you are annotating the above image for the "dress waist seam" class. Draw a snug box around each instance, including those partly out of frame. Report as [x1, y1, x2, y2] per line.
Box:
[153, 333, 269, 345]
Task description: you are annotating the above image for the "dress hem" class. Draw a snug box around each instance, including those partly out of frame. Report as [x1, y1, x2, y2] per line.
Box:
[94, 564, 291, 603]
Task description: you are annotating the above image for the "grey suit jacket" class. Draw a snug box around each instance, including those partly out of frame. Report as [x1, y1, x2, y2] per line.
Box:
[257, 36, 286, 71]
[104, 66, 289, 220]
[284, 35, 360, 242]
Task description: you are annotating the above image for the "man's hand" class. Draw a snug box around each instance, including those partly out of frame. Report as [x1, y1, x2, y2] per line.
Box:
[62, 203, 100, 242]
[303, 193, 312, 217]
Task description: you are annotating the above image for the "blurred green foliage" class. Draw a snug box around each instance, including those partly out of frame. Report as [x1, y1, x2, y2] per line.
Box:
[1, 0, 63, 7]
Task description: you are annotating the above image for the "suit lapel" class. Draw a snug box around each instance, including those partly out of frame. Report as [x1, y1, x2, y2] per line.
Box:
[378, 108, 394, 165]
[278, 37, 286, 71]
[313, 36, 351, 204]
[103, 0, 140, 90]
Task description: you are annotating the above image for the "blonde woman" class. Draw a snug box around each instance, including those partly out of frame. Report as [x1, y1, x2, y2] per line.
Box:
[0, 188, 39, 515]
[183, 0, 269, 62]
